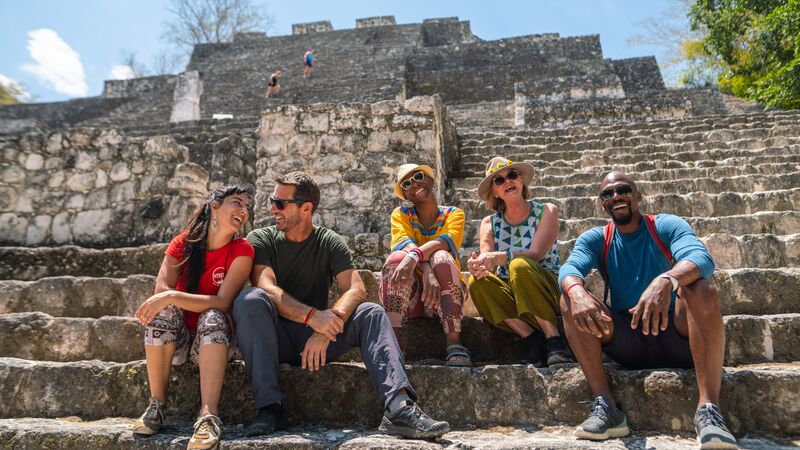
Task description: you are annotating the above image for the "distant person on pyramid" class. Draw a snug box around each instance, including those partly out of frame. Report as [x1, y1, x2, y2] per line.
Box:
[265, 70, 281, 98]
[558, 171, 737, 449]
[132, 185, 255, 450]
[380, 163, 471, 367]
[303, 50, 314, 78]
[466, 157, 573, 367]
[233, 171, 451, 440]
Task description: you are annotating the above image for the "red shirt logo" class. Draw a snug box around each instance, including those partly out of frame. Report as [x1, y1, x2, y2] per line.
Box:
[212, 267, 226, 286]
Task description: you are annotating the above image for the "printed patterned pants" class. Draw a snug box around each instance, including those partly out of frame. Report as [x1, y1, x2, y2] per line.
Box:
[380, 250, 464, 334]
[143, 304, 236, 366]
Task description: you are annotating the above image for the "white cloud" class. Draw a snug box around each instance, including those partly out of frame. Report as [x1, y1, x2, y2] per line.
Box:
[20, 28, 88, 97]
[109, 64, 137, 80]
[0, 73, 33, 102]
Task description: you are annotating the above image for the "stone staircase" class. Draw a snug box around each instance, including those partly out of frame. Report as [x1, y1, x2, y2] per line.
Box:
[3, 109, 800, 448]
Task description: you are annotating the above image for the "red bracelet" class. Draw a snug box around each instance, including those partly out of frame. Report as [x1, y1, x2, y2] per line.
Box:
[564, 283, 583, 295]
[409, 248, 424, 263]
[304, 307, 317, 326]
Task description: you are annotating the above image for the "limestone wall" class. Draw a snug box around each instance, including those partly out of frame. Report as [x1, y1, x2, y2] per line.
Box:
[254, 96, 457, 241]
[356, 16, 397, 28]
[0, 98, 133, 132]
[0, 129, 212, 247]
[612, 57, 666, 94]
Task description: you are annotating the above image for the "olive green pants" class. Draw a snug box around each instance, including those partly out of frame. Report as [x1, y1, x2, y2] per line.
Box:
[468, 257, 560, 333]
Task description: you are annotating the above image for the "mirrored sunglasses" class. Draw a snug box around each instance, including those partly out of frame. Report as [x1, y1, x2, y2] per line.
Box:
[400, 171, 427, 190]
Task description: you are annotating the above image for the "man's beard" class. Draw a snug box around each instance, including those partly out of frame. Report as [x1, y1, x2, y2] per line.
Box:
[610, 210, 634, 226]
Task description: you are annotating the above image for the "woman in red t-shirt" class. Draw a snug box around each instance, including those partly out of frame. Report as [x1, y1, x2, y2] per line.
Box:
[132, 185, 255, 449]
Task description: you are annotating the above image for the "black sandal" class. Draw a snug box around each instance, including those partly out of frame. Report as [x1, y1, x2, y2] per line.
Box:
[445, 343, 472, 367]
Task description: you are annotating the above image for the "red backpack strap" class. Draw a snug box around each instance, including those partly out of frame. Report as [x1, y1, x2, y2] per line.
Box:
[644, 214, 673, 265]
[601, 222, 614, 280]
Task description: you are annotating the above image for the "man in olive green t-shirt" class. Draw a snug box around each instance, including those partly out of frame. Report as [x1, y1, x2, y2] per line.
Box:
[233, 171, 450, 440]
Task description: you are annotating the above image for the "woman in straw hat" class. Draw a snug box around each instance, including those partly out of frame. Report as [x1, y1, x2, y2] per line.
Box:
[379, 163, 471, 367]
[466, 157, 572, 367]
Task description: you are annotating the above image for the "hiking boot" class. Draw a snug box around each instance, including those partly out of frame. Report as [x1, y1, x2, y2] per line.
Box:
[378, 400, 450, 439]
[520, 330, 546, 367]
[132, 397, 165, 436]
[574, 396, 630, 440]
[244, 403, 282, 437]
[187, 413, 222, 450]
[694, 403, 738, 449]
[545, 336, 574, 365]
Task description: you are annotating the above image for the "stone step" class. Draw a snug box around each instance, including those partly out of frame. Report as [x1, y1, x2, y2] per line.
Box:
[0, 418, 795, 449]
[454, 153, 800, 177]
[458, 233, 800, 270]
[457, 112, 800, 139]
[451, 173, 800, 200]
[1, 267, 798, 320]
[453, 188, 800, 223]
[550, 162, 799, 186]
[461, 211, 800, 244]
[0, 244, 167, 281]
[2, 311, 796, 366]
[458, 111, 800, 141]
[456, 146, 800, 172]
[459, 125, 800, 149]
[1, 357, 797, 435]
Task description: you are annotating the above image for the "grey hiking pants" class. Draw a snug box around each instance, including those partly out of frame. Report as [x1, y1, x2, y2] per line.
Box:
[233, 287, 417, 409]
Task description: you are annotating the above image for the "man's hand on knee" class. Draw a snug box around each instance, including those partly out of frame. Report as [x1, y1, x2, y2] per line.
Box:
[629, 276, 672, 336]
[568, 287, 612, 338]
[301, 332, 330, 372]
[308, 308, 344, 341]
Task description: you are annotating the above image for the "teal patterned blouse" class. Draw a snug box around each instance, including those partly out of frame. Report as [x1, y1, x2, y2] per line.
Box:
[491, 200, 560, 278]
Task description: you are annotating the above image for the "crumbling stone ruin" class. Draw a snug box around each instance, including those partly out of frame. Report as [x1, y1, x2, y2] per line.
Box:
[0, 15, 798, 448]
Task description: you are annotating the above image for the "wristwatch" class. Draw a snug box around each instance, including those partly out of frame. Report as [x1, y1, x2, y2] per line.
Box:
[660, 273, 679, 292]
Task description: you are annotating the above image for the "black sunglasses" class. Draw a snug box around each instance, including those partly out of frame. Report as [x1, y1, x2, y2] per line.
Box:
[400, 171, 426, 190]
[599, 185, 634, 202]
[492, 169, 519, 186]
[269, 196, 306, 210]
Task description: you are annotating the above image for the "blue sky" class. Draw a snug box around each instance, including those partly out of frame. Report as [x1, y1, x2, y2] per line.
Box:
[1, 1, 678, 103]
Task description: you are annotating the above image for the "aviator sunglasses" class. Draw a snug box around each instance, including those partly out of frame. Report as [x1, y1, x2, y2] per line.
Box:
[269, 196, 306, 210]
[492, 169, 519, 186]
[599, 185, 634, 202]
[401, 171, 427, 190]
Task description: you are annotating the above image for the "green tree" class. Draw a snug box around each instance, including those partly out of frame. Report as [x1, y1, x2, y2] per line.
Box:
[690, 0, 800, 108]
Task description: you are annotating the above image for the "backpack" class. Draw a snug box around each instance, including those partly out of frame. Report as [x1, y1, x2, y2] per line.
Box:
[599, 214, 673, 304]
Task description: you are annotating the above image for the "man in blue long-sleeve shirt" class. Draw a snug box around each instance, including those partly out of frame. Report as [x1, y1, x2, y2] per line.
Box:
[558, 172, 737, 449]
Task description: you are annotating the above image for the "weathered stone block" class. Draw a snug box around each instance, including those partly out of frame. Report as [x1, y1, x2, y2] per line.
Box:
[23, 154, 43, 171]
[0, 213, 27, 243]
[299, 113, 329, 132]
[257, 135, 286, 158]
[109, 162, 131, 182]
[317, 135, 342, 154]
[367, 132, 389, 152]
[404, 96, 436, 113]
[416, 130, 437, 152]
[389, 130, 416, 152]
[287, 135, 316, 156]
[72, 210, 112, 241]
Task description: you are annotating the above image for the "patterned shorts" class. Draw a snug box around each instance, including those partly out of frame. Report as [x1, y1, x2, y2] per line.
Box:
[143, 304, 239, 366]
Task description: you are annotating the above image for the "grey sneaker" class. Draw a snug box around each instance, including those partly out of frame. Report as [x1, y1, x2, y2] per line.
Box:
[378, 400, 450, 439]
[574, 396, 630, 440]
[132, 397, 165, 436]
[187, 413, 222, 450]
[694, 403, 738, 449]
